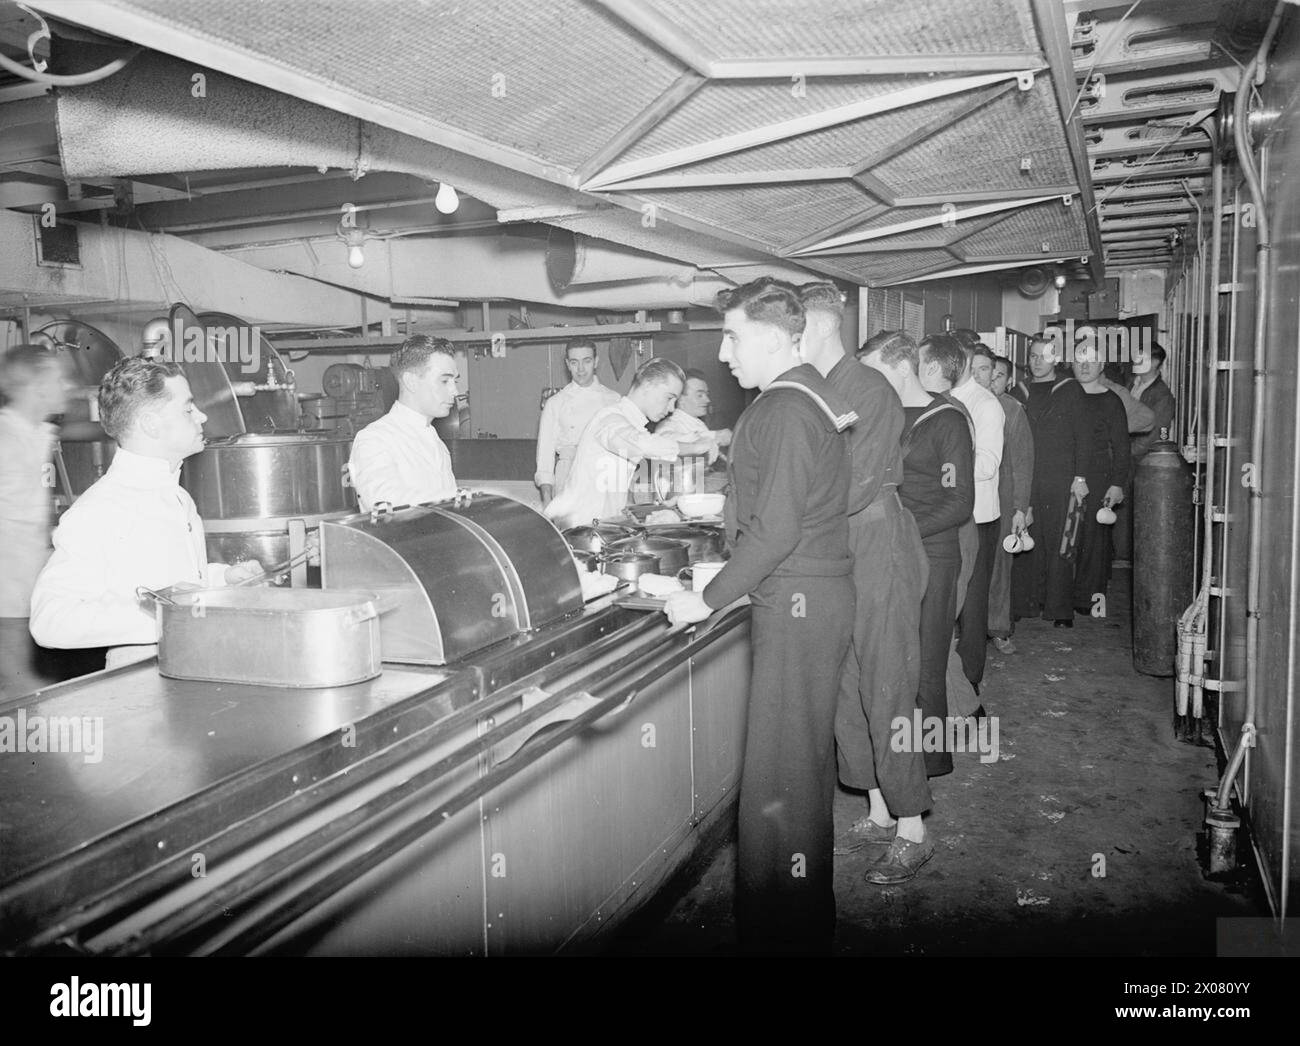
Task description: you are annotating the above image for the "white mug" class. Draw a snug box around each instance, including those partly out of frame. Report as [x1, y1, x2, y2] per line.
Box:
[691, 561, 725, 592]
[1097, 506, 1117, 525]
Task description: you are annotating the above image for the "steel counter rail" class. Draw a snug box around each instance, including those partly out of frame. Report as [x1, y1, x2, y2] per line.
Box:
[0, 602, 750, 955]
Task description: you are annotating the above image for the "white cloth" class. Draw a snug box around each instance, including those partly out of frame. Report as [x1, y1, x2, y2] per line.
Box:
[544, 397, 680, 529]
[347, 400, 457, 512]
[654, 409, 720, 464]
[534, 380, 620, 488]
[0, 408, 57, 616]
[29, 447, 230, 652]
[949, 379, 1004, 524]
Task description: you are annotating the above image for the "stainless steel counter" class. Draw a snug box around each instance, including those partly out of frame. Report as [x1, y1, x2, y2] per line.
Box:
[0, 598, 752, 956]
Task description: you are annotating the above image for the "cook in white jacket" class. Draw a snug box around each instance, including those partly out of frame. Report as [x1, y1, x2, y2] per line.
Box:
[30, 357, 264, 670]
[348, 335, 462, 512]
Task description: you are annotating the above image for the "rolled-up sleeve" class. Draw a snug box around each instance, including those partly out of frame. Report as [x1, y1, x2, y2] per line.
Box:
[596, 417, 679, 463]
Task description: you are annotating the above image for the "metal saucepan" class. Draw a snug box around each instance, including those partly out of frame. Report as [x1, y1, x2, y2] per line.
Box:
[571, 550, 601, 573]
[606, 536, 690, 575]
[561, 521, 640, 553]
[601, 552, 661, 581]
[644, 525, 725, 564]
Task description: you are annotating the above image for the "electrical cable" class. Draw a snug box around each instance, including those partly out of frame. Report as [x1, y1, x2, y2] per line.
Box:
[0, 46, 141, 86]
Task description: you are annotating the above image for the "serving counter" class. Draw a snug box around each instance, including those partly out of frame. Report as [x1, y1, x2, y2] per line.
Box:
[0, 502, 751, 955]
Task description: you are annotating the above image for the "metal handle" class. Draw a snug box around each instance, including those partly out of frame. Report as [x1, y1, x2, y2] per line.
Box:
[135, 585, 176, 607]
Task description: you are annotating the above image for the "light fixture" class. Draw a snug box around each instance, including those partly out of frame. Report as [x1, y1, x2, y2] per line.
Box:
[1053, 273, 1067, 289]
[435, 182, 460, 214]
[337, 224, 367, 269]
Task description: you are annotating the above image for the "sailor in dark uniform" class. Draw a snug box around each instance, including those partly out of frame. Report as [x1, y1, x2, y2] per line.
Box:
[665, 277, 856, 953]
[798, 290, 933, 880]
[1010, 335, 1095, 626]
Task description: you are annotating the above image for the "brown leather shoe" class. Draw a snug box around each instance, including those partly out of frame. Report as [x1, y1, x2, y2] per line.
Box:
[864, 836, 935, 884]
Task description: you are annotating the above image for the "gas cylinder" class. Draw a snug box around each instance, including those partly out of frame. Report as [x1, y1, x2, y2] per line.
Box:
[1132, 440, 1194, 675]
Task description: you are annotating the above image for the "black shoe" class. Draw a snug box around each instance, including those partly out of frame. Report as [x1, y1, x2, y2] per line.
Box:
[1054, 619, 1073, 628]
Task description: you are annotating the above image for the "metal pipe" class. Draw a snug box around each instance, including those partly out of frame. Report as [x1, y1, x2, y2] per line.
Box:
[1217, 0, 1287, 816]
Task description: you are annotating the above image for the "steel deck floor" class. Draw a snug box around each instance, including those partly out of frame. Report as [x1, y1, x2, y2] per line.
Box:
[608, 569, 1266, 956]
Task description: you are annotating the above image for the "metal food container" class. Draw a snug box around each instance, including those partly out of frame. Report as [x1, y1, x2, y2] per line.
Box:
[320, 494, 584, 665]
[153, 587, 383, 688]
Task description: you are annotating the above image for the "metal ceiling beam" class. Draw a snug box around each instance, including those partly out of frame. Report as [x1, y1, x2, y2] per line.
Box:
[800, 239, 952, 256]
[573, 70, 705, 185]
[879, 256, 1068, 286]
[779, 203, 894, 256]
[893, 185, 1079, 206]
[586, 167, 848, 191]
[592, 0, 1044, 78]
[704, 53, 1046, 77]
[794, 195, 1066, 255]
[1028, 0, 1104, 283]
[583, 69, 1044, 191]
[850, 82, 1017, 174]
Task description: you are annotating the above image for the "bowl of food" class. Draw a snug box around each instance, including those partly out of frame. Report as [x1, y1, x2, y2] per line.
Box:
[677, 492, 725, 518]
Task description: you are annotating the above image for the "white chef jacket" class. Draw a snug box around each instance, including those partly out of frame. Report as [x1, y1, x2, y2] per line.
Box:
[653, 409, 720, 464]
[0, 407, 57, 617]
[348, 400, 458, 512]
[544, 398, 680, 529]
[534, 380, 620, 489]
[949, 379, 1004, 524]
[29, 447, 231, 654]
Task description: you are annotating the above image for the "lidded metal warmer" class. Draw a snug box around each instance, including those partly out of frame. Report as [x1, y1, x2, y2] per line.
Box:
[319, 494, 583, 665]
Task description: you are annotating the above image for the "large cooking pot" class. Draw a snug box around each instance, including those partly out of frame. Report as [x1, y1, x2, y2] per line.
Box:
[607, 536, 690, 575]
[601, 552, 660, 581]
[645, 525, 725, 564]
[561, 521, 639, 553]
[183, 432, 357, 566]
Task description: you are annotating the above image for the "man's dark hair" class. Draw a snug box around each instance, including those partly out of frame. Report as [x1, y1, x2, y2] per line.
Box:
[716, 277, 805, 338]
[390, 334, 458, 383]
[99, 355, 184, 441]
[1149, 341, 1166, 366]
[919, 333, 965, 387]
[951, 328, 981, 349]
[683, 368, 709, 385]
[565, 338, 598, 361]
[971, 344, 997, 365]
[858, 329, 918, 371]
[631, 357, 686, 392]
[0, 344, 61, 401]
[798, 280, 846, 317]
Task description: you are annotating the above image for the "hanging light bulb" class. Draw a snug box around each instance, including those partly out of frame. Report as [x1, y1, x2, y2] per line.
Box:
[337, 224, 367, 268]
[435, 182, 460, 214]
